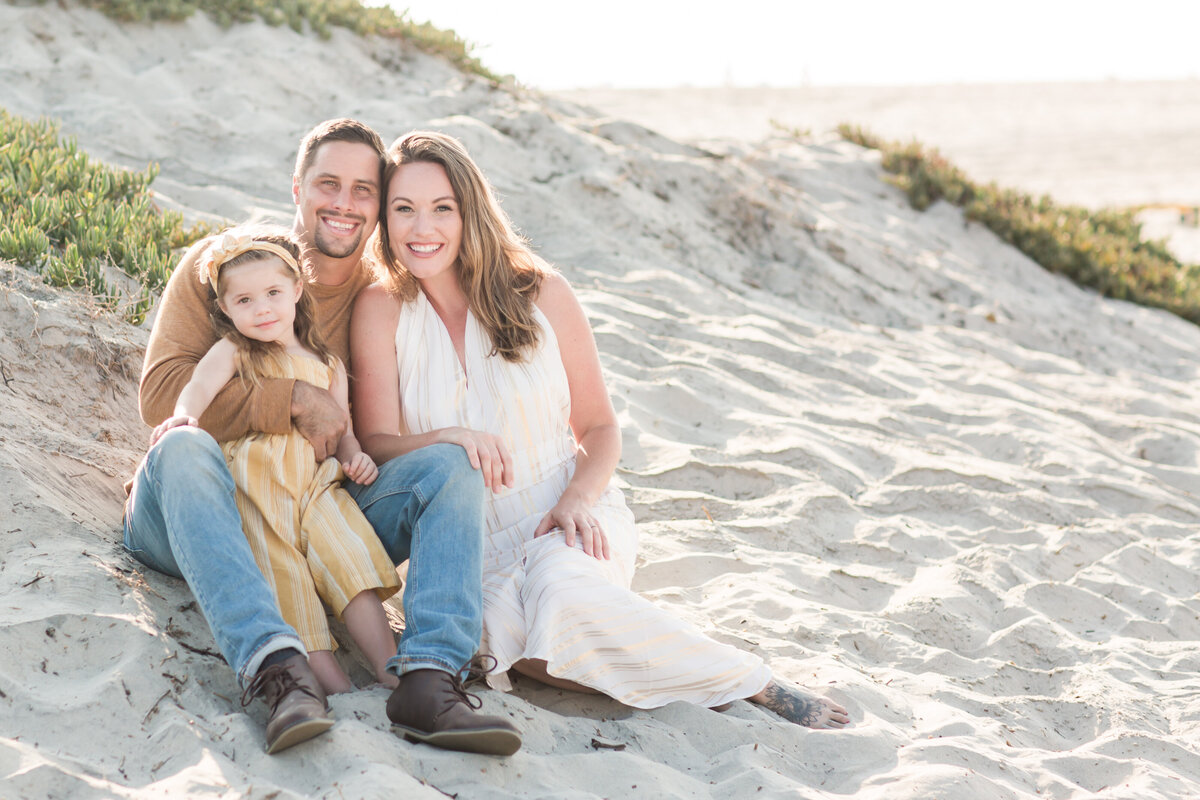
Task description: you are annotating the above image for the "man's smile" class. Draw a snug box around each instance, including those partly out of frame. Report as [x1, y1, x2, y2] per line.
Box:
[321, 215, 361, 234]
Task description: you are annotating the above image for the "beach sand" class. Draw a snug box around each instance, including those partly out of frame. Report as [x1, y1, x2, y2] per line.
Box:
[3, 4, 1200, 799]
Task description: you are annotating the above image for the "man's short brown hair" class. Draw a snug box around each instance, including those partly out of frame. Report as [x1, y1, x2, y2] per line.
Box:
[293, 118, 385, 181]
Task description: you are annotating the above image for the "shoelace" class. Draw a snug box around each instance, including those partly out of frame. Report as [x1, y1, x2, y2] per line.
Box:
[240, 663, 310, 712]
[460, 652, 500, 690]
[450, 654, 501, 710]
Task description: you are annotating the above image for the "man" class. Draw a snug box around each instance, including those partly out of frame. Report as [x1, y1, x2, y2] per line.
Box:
[124, 119, 521, 756]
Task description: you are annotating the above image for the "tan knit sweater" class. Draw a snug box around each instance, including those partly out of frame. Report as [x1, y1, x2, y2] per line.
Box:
[137, 237, 373, 443]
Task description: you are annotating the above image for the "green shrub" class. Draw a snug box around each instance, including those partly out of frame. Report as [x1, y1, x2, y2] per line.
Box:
[0, 108, 212, 324]
[838, 124, 1200, 326]
[59, 0, 499, 81]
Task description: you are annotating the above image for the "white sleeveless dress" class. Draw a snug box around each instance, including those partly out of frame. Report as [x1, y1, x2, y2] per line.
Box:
[394, 290, 772, 708]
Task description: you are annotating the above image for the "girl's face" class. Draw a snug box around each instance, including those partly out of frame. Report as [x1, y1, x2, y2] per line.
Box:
[217, 256, 303, 346]
[385, 161, 463, 285]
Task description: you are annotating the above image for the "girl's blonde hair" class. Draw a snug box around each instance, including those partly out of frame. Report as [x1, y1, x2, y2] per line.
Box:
[201, 225, 334, 385]
[371, 131, 548, 362]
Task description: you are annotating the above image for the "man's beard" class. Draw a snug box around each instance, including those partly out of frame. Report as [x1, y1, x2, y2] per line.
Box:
[313, 220, 364, 259]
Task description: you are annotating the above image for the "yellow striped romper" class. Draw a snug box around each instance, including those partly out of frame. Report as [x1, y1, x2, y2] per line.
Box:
[222, 352, 399, 652]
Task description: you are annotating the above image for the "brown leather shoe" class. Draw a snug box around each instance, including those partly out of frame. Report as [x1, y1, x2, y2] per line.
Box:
[386, 668, 522, 756]
[241, 654, 334, 754]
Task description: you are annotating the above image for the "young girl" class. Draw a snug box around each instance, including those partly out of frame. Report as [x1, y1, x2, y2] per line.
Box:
[151, 225, 401, 695]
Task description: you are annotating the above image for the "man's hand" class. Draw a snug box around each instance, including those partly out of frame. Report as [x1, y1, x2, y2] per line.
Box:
[291, 380, 347, 461]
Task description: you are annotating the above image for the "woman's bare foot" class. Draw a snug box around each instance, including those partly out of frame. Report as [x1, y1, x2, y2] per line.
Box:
[749, 681, 850, 729]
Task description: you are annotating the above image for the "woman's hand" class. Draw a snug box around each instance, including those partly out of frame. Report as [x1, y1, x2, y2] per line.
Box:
[149, 414, 197, 447]
[533, 493, 611, 560]
[437, 427, 514, 493]
[343, 451, 379, 486]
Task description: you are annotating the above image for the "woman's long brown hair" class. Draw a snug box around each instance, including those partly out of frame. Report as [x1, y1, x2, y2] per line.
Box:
[371, 131, 548, 362]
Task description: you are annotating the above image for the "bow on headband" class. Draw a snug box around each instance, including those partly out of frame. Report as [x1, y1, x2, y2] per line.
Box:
[198, 231, 302, 288]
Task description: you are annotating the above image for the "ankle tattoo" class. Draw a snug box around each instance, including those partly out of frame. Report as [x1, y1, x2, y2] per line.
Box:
[763, 683, 822, 727]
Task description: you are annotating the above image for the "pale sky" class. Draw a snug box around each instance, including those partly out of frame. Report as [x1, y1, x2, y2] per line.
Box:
[381, 0, 1200, 89]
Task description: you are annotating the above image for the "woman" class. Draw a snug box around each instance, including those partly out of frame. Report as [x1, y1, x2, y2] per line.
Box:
[350, 131, 849, 729]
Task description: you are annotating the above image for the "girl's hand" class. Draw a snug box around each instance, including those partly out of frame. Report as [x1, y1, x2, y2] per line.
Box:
[534, 495, 611, 560]
[343, 452, 379, 485]
[150, 414, 198, 447]
[437, 427, 514, 493]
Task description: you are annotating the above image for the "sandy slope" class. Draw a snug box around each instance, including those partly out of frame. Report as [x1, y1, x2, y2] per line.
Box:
[561, 82, 1200, 263]
[3, 4, 1200, 799]
[558, 82, 1200, 209]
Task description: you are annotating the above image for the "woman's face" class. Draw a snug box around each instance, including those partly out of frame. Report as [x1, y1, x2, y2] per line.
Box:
[385, 161, 463, 284]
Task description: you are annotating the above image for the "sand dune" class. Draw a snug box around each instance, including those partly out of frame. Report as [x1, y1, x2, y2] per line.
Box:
[559, 82, 1200, 209]
[562, 82, 1200, 262]
[3, 4, 1200, 799]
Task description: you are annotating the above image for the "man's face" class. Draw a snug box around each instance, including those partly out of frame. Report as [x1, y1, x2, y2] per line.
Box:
[292, 141, 381, 261]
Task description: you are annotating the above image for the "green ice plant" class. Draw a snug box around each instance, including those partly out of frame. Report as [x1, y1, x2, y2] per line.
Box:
[838, 124, 1200, 326]
[0, 109, 211, 324]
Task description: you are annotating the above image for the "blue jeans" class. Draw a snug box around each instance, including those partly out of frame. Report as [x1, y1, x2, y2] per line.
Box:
[123, 427, 304, 687]
[125, 430, 485, 684]
[345, 443, 484, 676]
